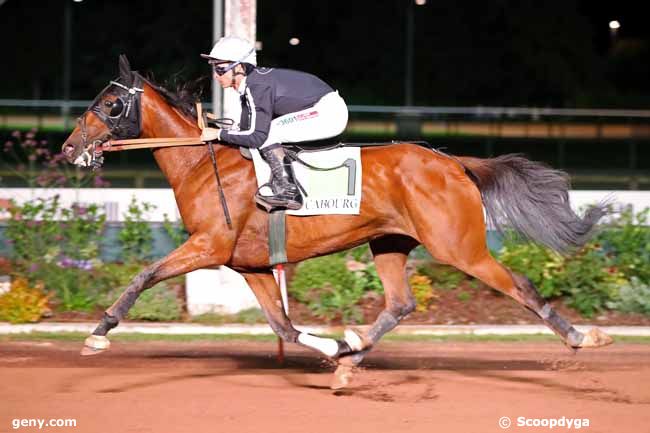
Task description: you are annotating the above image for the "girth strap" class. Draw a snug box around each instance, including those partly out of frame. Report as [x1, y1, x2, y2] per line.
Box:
[269, 211, 287, 266]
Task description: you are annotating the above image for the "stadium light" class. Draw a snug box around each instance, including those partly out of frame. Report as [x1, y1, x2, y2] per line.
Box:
[609, 20, 620, 30]
[289, 37, 300, 46]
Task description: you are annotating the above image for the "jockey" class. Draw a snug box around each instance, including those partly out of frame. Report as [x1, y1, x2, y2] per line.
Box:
[200, 36, 348, 211]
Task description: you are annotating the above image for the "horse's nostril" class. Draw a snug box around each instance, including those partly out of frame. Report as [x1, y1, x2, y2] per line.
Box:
[63, 144, 74, 156]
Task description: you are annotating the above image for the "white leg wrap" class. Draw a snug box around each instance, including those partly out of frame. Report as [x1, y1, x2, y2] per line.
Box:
[344, 329, 364, 351]
[84, 335, 110, 350]
[298, 333, 339, 357]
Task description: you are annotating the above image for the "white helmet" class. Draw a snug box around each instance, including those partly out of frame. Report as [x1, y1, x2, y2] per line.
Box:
[200, 36, 257, 66]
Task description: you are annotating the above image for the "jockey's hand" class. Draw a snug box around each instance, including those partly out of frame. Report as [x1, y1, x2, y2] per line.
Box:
[200, 127, 221, 142]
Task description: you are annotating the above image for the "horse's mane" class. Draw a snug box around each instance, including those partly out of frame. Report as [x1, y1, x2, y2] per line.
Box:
[139, 73, 206, 120]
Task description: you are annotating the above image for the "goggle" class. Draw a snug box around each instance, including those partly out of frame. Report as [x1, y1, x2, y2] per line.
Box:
[104, 98, 125, 118]
[211, 62, 239, 76]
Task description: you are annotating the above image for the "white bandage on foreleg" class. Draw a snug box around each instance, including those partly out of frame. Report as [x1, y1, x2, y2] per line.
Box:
[84, 335, 110, 350]
[297, 333, 339, 357]
[344, 329, 364, 351]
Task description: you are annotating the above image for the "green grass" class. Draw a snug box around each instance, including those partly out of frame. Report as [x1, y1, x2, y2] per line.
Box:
[3, 331, 650, 344]
[190, 308, 267, 325]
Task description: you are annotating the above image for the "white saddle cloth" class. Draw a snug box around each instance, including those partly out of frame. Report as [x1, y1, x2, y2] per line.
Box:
[251, 146, 362, 216]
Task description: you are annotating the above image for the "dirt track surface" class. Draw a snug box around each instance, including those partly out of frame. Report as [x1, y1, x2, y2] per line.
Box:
[1, 340, 649, 433]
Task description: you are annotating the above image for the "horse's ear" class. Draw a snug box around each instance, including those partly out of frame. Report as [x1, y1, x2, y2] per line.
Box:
[118, 54, 133, 85]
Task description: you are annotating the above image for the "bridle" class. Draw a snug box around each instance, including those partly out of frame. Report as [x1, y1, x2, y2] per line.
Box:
[66, 71, 234, 228]
[70, 75, 144, 169]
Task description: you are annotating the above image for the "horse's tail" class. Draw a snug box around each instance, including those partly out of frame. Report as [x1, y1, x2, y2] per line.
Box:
[456, 154, 607, 253]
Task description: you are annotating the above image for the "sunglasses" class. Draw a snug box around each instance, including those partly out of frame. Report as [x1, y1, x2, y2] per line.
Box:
[211, 62, 238, 76]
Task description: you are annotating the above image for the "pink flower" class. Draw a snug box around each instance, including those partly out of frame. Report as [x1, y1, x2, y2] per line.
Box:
[73, 204, 88, 216]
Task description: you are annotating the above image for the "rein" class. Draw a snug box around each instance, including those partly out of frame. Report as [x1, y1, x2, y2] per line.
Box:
[100, 137, 204, 152]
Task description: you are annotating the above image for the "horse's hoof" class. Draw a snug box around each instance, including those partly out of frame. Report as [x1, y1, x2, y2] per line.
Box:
[577, 328, 613, 348]
[80, 335, 110, 356]
[331, 364, 355, 390]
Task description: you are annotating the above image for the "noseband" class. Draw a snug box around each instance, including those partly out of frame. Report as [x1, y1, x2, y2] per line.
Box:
[71, 76, 144, 169]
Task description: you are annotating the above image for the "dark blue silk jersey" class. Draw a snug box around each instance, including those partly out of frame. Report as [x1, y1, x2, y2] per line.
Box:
[220, 67, 334, 148]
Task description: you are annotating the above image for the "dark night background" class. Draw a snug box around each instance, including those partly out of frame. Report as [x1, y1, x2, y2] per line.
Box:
[1, 0, 649, 108]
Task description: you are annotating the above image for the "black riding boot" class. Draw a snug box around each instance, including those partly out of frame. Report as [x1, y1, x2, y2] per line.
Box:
[256, 146, 303, 211]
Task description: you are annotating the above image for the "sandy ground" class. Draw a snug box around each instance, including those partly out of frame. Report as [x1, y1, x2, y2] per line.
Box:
[1, 340, 649, 433]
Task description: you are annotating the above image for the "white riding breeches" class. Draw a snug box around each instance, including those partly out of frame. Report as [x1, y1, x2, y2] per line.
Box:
[259, 91, 348, 149]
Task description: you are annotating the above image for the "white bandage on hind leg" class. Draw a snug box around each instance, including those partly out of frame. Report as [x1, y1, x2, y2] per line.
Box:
[298, 333, 339, 357]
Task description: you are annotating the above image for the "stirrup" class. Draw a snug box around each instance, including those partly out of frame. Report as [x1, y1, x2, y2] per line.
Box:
[255, 182, 303, 211]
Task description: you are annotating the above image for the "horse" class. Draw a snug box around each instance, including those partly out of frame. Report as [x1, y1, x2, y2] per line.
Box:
[62, 56, 612, 389]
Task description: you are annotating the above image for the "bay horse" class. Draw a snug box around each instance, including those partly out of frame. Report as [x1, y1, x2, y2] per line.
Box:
[62, 57, 612, 389]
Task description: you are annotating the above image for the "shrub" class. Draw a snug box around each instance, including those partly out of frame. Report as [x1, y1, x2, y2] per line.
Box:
[118, 197, 155, 261]
[498, 241, 565, 298]
[595, 207, 650, 283]
[6, 196, 105, 265]
[498, 239, 624, 317]
[96, 263, 182, 321]
[126, 284, 182, 321]
[409, 274, 435, 312]
[289, 254, 366, 323]
[607, 278, 650, 315]
[0, 277, 51, 323]
[29, 263, 107, 312]
[236, 307, 266, 324]
[416, 263, 467, 290]
[559, 244, 623, 316]
[348, 244, 372, 262]
[162, 213, 188, 248]
[354, 263, 384, 294]
[6, 196, 65, 264]
[96, 263, 150, 309]
[59, 203, 106, 261]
